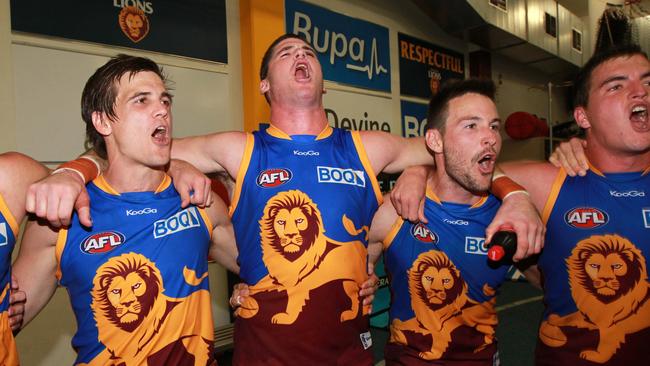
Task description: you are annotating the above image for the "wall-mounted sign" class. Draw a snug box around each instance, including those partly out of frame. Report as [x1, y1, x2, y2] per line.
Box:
[398, 33, 464, 99]
[401, 100, 428, 138]
[10, 0, 227, 63]
[323, 89, 395, 134]
[286, 0, 391, 92]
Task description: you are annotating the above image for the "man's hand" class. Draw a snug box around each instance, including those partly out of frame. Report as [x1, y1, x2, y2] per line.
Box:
[390, 165, 429, 223]
[549, 137, 589, 177]
[486, 192, 545, 262]
[26, 171, 91, 227]
[168, 159, 212, 208]
[359, 263, 379, 312]
[229, 283, 250, 310]
[9, 275, 25, 333]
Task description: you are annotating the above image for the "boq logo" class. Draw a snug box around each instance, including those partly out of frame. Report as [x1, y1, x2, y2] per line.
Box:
[257, 168, 292, 188]
[81, 231, 125, 254]
[410, 223, 438, 243]
[565, 207, 609, 229]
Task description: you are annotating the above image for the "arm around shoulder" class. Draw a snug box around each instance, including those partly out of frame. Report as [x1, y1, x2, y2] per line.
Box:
[359, 131, 430, 174]
[368, 195, 399, 265]
[12, 219, 60, 328]
[205, 192, 239, 274]
[172, 131, 248, 178]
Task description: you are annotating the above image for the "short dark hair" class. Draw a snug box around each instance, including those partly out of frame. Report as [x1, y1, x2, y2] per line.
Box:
[425, 79, 496, 133]
[81, 54, 167, 159]
[259, 33, 309, 105]
[573, 44, 647, 108]
[259, 33, 307, 81]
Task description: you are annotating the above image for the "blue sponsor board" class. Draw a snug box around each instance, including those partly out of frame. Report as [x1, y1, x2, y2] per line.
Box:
[286, 0, 391, 92]
[11, 0, 227, 63]
[401, 100, 428, 137]
[398, 33, 464, 99]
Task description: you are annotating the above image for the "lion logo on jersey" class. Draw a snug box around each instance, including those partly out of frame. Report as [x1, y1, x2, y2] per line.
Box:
[539, 234, 650, 363]
[390, 251, 496, 360]
[236, 190, 368, 325]
[87, 253, 213, 366]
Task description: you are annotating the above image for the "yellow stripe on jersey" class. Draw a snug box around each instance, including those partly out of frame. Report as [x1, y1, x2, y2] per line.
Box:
[93, 175, 120, 195]
[350, 131, 383, 206]
[0, 194, 18, 238]
[198, 207, 213, 239]
[154, 175, 172, 193]
[470, 195, 489, 209]
[425, 188, 442, 204]
[229, 133, 255, 217]
[266, 124, 292, 140]
[55, 229, 69, 281]
[541, 168, 567, 225]
[383, 216, 405, 251]
[315, 125, 333, 140]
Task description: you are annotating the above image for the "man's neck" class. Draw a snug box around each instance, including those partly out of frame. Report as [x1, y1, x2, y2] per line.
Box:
[428, 172, 486, 206]
[586, 140, 650, 173]
[102, 161, 166, 193]
[269, 104, 329, 135]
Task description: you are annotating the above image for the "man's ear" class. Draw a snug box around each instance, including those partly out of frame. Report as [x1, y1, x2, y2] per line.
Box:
[259, 79, 270, 94]
[425, 129, 443, 153]
[573, 106, 591, 129]
[92, 112, 112, 136]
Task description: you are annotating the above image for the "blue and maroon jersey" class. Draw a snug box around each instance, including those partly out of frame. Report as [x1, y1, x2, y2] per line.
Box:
[536, 166, 650, 365]
[0, 193, 19, 366]
[383, 189, 506, 365]
[230, 125, 382, 365]
[57, 175, 215, 366]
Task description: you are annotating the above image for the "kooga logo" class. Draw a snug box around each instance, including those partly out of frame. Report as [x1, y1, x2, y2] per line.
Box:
[126, 207, 158, 216]
[293, 150, 319, 156]
[610, 190, 645, 198]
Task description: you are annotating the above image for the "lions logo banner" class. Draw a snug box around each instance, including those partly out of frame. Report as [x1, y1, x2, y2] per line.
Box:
[285, 0, 391, 92]
[398, 33, 464, 99]
[10, 0, 227, 63]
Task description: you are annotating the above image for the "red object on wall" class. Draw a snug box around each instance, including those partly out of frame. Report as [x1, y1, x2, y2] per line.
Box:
[505, 111, 549, 140]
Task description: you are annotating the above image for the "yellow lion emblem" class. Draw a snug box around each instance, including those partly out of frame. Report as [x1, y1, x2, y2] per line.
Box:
[390, 251, 496, 360]
[84, 253, 214, 366]
[237, 190, 369, 325]
[539, 234, 650, 363]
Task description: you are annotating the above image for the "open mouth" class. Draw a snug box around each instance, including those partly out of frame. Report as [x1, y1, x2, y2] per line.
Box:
[477, 151, 496, 174]
[151, 125, 169, 144]
[294, 62, 310, 81]
[630, 104, 650, 132]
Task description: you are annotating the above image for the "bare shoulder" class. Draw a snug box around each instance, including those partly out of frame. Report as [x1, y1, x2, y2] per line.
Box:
[499, 160, 559, 186]
[369, 194, 399, 242]
[204, 191, 229, 226]
[0, 152, 49, 219]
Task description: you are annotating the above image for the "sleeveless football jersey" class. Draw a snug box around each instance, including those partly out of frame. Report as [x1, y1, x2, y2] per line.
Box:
[57, 175, 215, 365]
[383, 189, 506, 366]
[0, 193, 19, 366]
[536, 166, 650, 365]
[230, 125, 382, 365]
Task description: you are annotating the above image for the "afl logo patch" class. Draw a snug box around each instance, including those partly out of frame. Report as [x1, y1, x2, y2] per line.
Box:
[81, 231, 125, 254]
[257, 168, 292, 188]
[565, 207, 609, 229]
[410, 223, 438, 243]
